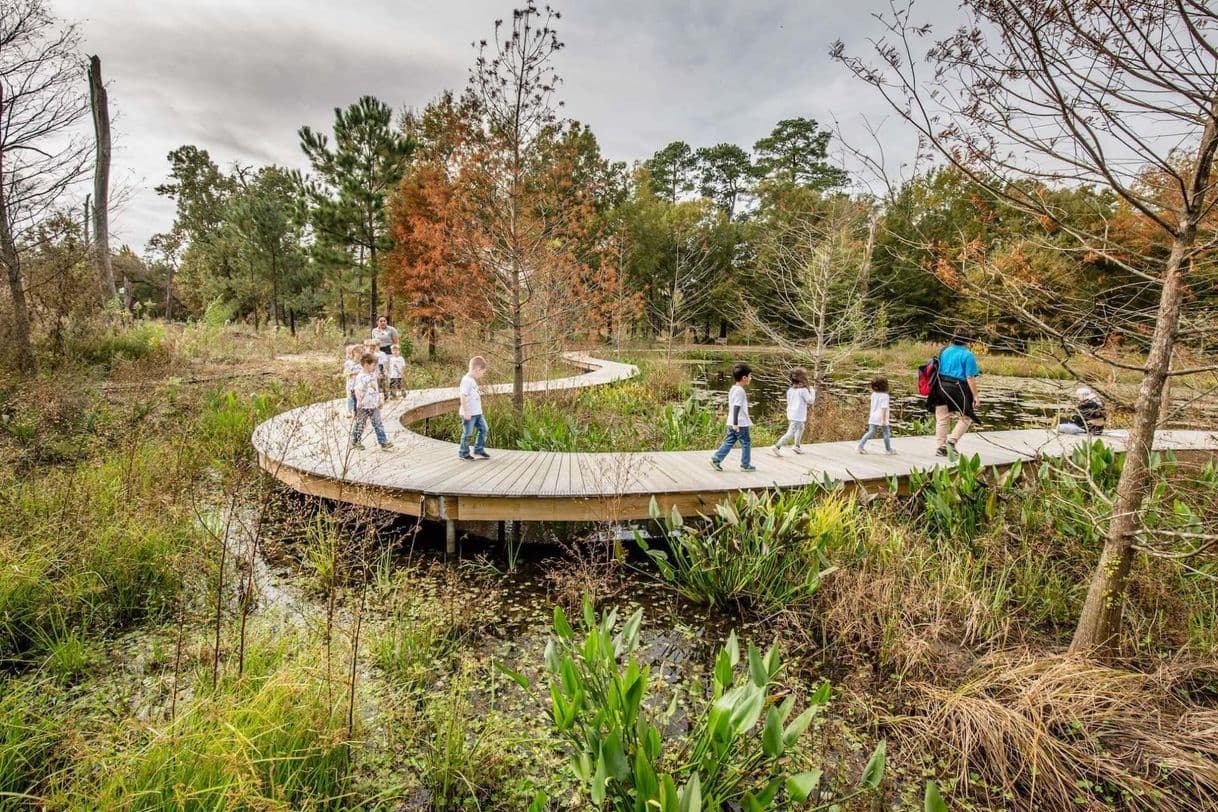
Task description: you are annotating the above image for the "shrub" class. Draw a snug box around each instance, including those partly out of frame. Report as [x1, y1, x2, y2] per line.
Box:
[638, 489, 854, 614]
[501, 599, 876, 811]
[905, 454, 1023, 541]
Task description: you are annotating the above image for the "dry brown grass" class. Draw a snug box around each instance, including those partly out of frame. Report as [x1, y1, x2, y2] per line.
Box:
[892, 652, 1218, 811]
[810, 519, 1014, 681]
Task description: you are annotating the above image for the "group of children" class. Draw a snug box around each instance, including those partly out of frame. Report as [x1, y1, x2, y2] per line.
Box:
[339, 347, 1103, 465]
[340, 342, 492, 459]
[341, 339, 407, 450]
[708, 363, 896, 472]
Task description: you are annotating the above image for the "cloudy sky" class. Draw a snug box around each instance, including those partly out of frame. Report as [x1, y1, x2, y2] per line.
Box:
[60, 0, 959, 250]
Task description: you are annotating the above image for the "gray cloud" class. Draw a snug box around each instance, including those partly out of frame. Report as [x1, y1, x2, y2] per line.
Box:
[60, 0, 958, 249]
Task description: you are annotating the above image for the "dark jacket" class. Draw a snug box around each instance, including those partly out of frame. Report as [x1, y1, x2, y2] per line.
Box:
[1068, 398, 1106, 434]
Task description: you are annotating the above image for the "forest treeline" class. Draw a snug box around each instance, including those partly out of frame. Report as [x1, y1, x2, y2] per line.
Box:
[102, 109, 1211, 356]
[10, 23, 1213, 371]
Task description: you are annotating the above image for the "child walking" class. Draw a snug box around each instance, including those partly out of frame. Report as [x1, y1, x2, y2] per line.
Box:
[773, 367, 815, 456]
[351, 353, 394, 451]
[342, 344, 361, 415]
[458, 356, 490, 461]
[857, 377, 895, 454]
[710, 363, 756, 472]
[387, 345, 406, 399]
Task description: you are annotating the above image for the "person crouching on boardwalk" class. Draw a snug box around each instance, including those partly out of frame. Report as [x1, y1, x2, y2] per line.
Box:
[351, 353, 393, 451]
[387, 345, 406, 399]
[773, 366, 815, 456]
[710, 363, 756, 472]
[857, 376, 896, 454]
[458, 356, 490, 461]
[926, 328, 980, 457]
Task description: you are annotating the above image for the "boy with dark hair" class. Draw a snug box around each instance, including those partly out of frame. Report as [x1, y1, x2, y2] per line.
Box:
[710, 363, 756, 472]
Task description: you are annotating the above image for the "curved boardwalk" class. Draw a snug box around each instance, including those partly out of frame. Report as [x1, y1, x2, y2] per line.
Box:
[254, 352, 1218, 524]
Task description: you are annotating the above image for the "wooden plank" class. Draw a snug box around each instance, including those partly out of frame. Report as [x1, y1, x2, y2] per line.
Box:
[255, 352, 1218, 524]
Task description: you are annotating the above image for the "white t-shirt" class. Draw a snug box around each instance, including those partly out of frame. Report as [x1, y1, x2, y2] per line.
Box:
[354, 371, 382, 410]
[387, 356, 406, 379]
[785, 386, 816, 422]
[459, 374, 482, 417]
[375, 351, 389, 375]
[727, 384, 751, 427]
[868, 392, 890, 426]
[343, 359, 360, 393]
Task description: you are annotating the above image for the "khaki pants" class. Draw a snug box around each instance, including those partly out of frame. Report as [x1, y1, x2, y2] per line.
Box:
[935, 405, 972, 447]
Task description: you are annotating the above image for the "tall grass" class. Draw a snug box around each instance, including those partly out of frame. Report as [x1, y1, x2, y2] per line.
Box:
[79, 635, 351, 810]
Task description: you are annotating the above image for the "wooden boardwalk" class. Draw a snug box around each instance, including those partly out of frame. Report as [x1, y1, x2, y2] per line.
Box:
[254, 352, 1218, 526]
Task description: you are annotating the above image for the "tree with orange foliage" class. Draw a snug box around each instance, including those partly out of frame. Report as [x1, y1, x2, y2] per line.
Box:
[386, 160, 478, 360]
[447, 4, 624, 414]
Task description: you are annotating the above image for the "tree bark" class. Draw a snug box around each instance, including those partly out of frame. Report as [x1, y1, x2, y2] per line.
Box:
[1069, 98, 1218, 658]
[1068, 239, 1187, 656]
[0, 81, 35, 373]
[88, 56, 117, 301]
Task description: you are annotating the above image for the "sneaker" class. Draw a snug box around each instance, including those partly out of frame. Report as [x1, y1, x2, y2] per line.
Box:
[709, 458, 723, 471]
[884, 449, 897, 455]
[459, 454, 475, 461]
[381, 442, 395, 450]
[792, 447, 802, 455]
[741, 464, 757, 472]
[935, 446, 948, 457]
[474, 451, 491, 459]
[771, 445, 782, 457]
[857, 447, 867, 454]
[351, 442, 365, 450]
[946, 441, 958, 458]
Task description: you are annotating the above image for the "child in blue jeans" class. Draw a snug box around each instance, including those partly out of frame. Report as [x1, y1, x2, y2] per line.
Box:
[710, 363, 756, 472]
[857, 376, 895, 454]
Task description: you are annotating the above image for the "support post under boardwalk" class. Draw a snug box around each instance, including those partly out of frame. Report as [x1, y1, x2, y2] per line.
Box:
[445, 519, 456, 555]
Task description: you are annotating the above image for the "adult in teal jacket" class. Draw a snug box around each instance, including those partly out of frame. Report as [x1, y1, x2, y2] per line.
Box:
[926, 328, 980, 456]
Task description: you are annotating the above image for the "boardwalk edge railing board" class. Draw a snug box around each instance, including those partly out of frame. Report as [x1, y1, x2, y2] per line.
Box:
[253, 352, 1218, 524]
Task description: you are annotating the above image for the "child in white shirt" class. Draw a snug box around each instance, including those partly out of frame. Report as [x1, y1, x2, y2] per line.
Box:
[351, 353, 393, 450]
[341, 345, 361, 415]
[710, 363, 756, 472]
[387, 345, 406, 399]
[458, 355, 490, 460]
[857, 376, 895, 454]
[773, 366, 815, 456]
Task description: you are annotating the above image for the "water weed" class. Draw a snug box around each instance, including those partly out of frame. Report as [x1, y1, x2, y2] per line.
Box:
[638, 489, 851, 614]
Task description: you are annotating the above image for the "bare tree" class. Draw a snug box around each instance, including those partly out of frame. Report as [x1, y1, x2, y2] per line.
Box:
[834, 0, 1218, 655]
[459, 3, 574, 415]
[0, 0, 90, 372]
[87, 54, 115, 301]
[740, 198, 878, 386]
[650, 200, 725, 360]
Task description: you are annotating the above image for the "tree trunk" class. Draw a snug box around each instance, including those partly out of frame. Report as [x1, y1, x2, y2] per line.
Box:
[428, 319, 437, 360]
[1068, 236, 1188, 656]
[165, 262, 176, 320]
[88, 56, 117, 301]
[369, 243, 378, 329]
[719, 318, 728, 340]
[0, 84, 34, 373]
[512, 272, 525, 416]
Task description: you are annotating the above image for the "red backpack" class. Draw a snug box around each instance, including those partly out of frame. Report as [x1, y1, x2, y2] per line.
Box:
[917, 354, 940, 396]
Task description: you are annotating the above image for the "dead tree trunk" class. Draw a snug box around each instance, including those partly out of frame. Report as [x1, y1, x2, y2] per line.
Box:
[88, 55, 116, 301]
